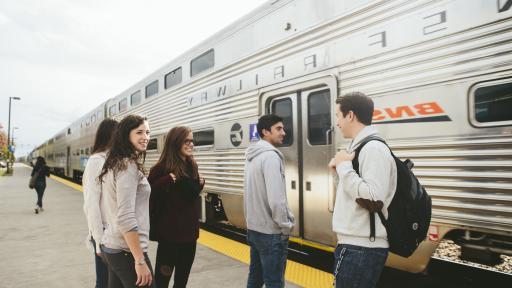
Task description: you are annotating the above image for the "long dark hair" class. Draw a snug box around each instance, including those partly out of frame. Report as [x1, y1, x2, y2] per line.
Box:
[34, 156, 46, 171]
[152, 126, 198, 180]
[98, 115, 148, 182]
[92, 118, 119, 154]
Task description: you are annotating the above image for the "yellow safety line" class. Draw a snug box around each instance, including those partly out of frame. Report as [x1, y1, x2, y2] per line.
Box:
[198, 229, 333, 288]
[290, 236, 335, 253]
[49, 175, 83, 192]
[46, 171, 334, 288]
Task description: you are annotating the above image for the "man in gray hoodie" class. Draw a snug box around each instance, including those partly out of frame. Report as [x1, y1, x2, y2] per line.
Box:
[244, 114, 295, 288]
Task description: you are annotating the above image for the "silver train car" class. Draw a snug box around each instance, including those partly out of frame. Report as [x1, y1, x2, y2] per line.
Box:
[30, 0, 512, 273]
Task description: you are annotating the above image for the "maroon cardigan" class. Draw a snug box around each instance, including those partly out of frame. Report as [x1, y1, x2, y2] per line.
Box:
[148, 162, 204, 243]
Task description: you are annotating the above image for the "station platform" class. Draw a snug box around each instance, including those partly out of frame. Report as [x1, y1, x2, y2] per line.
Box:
[0, 163, 332, 287]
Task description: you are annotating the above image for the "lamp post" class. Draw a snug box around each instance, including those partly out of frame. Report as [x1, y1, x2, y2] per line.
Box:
[6, 97, 21, 174]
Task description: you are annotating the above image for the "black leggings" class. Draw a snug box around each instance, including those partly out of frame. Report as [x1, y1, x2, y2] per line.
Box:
[34, 182, 46, 208]
[155, 242, 197, 288]
[103, 251, 155, 288]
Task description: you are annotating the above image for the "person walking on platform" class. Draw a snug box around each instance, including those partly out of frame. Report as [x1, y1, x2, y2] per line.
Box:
[244, 114, 295, 288]
[148, 126, 205, 288]
[329, 92, 396, 288]
[30, 156, 50, 214]
[83, 118, 118, 288]
[98, 115, 155, 288]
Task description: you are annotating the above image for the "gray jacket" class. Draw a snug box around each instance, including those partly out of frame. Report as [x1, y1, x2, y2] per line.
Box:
[243, 140, 295, 235]
[100, 161, 151, 252]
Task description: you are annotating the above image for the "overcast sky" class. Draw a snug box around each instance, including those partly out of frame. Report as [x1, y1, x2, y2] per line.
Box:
[0, 0, 268, 157]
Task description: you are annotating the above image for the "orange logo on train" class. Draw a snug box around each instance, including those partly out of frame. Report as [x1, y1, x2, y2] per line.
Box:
[373, 102, 451, 124]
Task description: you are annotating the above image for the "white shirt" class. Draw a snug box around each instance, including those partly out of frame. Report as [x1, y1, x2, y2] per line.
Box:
[83, 152, 107, 252]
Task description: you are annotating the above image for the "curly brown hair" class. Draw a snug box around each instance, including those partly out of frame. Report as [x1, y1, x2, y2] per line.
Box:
[98, 115, 148, 182]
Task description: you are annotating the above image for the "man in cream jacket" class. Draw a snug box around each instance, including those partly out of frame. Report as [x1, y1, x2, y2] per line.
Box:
[329, 92, 397, 288]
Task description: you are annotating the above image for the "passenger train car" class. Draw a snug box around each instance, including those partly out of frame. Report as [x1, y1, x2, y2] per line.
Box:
[30, 0, 512, 273]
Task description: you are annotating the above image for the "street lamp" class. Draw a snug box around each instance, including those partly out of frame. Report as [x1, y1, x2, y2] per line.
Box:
[6, 97, 21, 174]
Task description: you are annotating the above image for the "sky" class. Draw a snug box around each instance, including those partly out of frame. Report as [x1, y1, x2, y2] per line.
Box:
[0, 0, 269, 157]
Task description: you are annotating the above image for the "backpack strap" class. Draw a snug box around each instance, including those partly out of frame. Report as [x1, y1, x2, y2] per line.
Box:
[351, 135, 389, 242]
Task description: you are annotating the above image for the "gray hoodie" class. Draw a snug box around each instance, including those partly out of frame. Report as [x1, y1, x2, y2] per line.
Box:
[244, 140, 295, 235]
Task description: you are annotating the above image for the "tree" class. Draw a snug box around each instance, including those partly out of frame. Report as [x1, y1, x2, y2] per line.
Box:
[0, 127, 7, 159]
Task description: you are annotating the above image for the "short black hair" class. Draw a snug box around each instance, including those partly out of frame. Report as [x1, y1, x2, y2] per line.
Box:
[257, 114, 283, 137]
[335, 92, 374, 125]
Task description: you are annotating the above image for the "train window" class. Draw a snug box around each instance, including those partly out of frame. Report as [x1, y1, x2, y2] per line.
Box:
[97, 110, 102, 120]
[145, 80, 159, 98]
[80, 149, 84, 155]
[119, 98, 128, 112]
[85, 148, 89, 155]
[165, 67, 182, 89]
[193, 129, 214, 146]
[191, 49, 214, 77]
[91, 114, 96, 123]
[131, 90, 141, 106]
[67, 128, 71, 135]
[109, 105, 117, 116]
[472, 80, 512, 126]
[308, 90, 331, 145]
[271, 98, 293, 146]
[147, 138, 158, 151]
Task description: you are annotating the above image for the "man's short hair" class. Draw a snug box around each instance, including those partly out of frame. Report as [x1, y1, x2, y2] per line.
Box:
[257, 114, 283, 136]
[335, 92, 374, 125]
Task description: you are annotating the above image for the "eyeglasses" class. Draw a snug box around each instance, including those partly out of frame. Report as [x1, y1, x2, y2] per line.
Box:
[184, 139, 194, 146]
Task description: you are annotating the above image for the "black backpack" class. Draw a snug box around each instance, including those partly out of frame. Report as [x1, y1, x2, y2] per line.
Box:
[352, 136, 432, 257]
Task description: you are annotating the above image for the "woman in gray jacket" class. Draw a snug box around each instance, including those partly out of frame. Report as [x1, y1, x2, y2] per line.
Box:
[98, 115, 154, 288]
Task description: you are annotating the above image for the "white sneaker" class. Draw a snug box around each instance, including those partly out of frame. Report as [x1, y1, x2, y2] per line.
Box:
[34, 206, 39, 214]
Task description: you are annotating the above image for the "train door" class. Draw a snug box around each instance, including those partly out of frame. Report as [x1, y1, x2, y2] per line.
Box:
[66, 146, 71, 177]
[268, 88, 334, 244]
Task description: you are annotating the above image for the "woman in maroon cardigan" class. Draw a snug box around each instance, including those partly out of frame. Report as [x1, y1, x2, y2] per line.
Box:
[148, 126, 205, 288]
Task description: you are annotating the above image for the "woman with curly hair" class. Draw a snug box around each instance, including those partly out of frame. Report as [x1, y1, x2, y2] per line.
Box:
[98, 115, 154, 288]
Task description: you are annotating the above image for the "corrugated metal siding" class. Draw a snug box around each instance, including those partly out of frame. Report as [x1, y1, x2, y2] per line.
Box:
[387, 137, 512, 233]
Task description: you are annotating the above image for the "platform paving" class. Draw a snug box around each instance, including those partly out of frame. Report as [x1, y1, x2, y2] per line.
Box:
[0, 163, 300, 287]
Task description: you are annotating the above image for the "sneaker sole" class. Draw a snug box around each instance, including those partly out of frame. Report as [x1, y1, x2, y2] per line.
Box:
[35, 209, 39, 214]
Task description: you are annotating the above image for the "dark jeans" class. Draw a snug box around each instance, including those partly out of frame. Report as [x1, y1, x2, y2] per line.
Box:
[103, 250, 155, 288]
[246, 229, 289, 288]
[92, 238, 109, 288]
[34, 182, 46, 208]
[155, 241, 197, 288]
[333, 244, 388, 288]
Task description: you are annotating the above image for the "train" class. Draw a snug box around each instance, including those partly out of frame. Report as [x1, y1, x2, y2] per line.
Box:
[29, 0, 512, 273]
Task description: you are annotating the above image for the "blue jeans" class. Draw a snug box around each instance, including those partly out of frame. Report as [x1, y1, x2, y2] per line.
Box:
[333, 244, 388, 288]
[246, 230, 289, 288]
[91, 238, 108, 288]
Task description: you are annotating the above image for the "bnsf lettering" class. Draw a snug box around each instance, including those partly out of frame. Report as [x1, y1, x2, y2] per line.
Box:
[385, 106, 415, 119]
[373, 102, 445, 121]
[415, 102, 444, 115]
